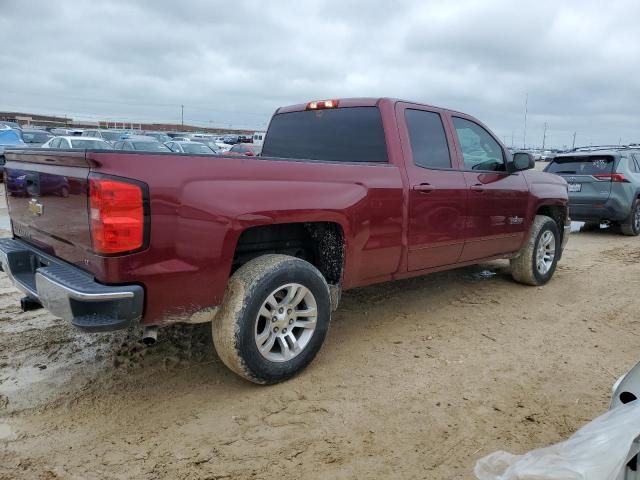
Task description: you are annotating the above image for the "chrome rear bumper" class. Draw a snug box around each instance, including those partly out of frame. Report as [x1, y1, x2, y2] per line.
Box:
[0, 238, 143, 332]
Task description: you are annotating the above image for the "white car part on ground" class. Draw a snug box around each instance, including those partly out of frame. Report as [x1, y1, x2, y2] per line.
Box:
[474, 400, 640, 480]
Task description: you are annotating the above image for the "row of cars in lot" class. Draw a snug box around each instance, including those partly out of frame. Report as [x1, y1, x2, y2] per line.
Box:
[0, 122, 262, 158]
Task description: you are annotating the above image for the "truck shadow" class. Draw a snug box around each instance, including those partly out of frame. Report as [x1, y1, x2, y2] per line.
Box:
[1, 260, 516, 414]
[105, 261, 512, 381]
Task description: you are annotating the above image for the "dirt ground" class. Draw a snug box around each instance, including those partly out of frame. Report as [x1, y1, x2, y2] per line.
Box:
[1, 183, 640, 479]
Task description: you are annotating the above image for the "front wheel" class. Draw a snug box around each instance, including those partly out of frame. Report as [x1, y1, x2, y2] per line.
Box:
[510, 215, 560, 286]
[212, 254, 331, 384]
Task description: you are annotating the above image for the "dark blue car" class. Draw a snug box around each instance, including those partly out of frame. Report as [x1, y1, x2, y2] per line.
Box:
[0, 127, 26, 178]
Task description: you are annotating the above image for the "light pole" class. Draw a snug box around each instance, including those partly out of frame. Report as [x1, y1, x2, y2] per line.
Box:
[523, 93, 528, 149]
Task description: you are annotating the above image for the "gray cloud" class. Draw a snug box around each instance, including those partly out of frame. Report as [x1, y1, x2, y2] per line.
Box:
[0, 0, 638, 146]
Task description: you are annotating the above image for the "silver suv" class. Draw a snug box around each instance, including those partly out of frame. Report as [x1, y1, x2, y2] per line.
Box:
[545, 148, 640, 235]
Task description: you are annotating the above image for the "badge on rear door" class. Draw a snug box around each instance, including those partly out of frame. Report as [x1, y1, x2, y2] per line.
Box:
[28, 198, 43, 216]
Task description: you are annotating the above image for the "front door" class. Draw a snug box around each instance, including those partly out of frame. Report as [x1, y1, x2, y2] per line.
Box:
[449, 115, 529, 261]
[398, 105, 468, 271]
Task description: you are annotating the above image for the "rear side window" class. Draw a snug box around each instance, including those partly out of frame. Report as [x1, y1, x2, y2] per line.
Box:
[405, 110, 451, 169]
[546, 156, 614, 175]
[262, 107, 388, 163]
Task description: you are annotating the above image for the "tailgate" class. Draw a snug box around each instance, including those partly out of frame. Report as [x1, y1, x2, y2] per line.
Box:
[4, 150, 92, 267]
[545, 155, 615, 203]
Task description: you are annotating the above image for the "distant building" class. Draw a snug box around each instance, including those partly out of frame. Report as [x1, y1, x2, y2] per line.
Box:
[0, 111, 72, 127]
[0, 111, 254, 135]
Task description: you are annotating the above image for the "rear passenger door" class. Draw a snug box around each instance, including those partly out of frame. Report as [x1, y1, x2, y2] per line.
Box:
[397, 103, 468, 271]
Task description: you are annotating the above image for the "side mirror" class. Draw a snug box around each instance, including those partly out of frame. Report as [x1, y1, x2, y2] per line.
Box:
[512, 152, 535, 171]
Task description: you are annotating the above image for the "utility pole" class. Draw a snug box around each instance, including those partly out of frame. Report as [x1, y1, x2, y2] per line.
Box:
[511, 131, 514, 148]
[572, 132, 577, 149]
[523, 93, 528, 149]
[542, 122, 547, 150]
[181, 104, 184, 127]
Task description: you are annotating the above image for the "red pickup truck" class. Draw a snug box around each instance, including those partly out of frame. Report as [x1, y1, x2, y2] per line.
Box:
[0, 98, 570, 384]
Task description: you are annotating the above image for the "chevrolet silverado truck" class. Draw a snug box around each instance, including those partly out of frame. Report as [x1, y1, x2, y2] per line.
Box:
[0, 98, 570, 384]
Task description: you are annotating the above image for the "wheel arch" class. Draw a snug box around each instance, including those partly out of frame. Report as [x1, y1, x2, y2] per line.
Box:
[230, 220, 347, 289]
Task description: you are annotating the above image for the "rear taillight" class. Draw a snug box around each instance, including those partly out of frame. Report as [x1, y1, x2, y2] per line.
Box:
[89, 177, 146, 254]
[593, 173, 628, 182]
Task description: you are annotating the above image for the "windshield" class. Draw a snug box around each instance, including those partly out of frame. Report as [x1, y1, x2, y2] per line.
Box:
[100, 131, 124, 141]
[146, 132, 172, 142]
[182, 143, 215, 154]
[23, 131, 53, 143]
[262, 107, 388, 163]
[69, 139, 113, 149]
[0, 129, 25, 146]
[545, 156, 614, 175]
[132, 142, 170, 152]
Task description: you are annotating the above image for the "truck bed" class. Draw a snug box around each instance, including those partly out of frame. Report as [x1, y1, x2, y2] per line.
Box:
[3, 148, 405, 325]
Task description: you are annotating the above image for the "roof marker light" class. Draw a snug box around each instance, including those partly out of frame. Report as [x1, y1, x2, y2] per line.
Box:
[306, 99, 339, 110]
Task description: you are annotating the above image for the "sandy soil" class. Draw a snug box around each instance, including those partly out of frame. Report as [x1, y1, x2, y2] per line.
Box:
[1, 182, 639, 479]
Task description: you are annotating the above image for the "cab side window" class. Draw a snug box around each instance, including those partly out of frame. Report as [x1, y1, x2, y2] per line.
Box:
[405, 109, 452, 169]
[452, 117, 505, 172]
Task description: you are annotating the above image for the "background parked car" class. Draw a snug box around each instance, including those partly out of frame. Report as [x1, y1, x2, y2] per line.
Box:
[0, 121, 23, 140]
[41, 136, 113, 150]
[252, 131, 266, 146]
[215, 141, 232, 152]
[223, 135, 239, 144]
[545, 147, 640, 235]
[0, 126, 26, 177]
[49, 128, 83, 136]
[114, 138, 171, 152]
[164, 141, 217, 154]
[144, 131, 172, 143]
[198, 141, 222, 153]
[21, 128, 54, 146]
[227, 143, 261, 156]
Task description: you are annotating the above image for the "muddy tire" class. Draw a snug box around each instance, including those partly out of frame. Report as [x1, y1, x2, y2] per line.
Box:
[212, 254, 331, 384]
[510, 215, 560, 286]
[620, 200, 640, 236]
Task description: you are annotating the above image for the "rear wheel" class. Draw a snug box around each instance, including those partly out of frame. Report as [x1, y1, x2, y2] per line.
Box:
[620, 200, 640, 236]
[212, 254, 331, 384]
[510, 215, 560, 286]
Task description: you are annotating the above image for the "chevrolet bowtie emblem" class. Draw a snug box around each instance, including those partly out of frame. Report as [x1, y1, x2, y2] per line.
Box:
[28, 198, 43, 216]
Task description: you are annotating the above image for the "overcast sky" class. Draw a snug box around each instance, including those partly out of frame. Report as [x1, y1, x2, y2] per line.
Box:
[1, 0, 639, 147]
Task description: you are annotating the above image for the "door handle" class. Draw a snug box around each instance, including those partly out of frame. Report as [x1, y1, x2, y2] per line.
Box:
[470, 184, 485, 192]
[412, 183, 434, 193]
